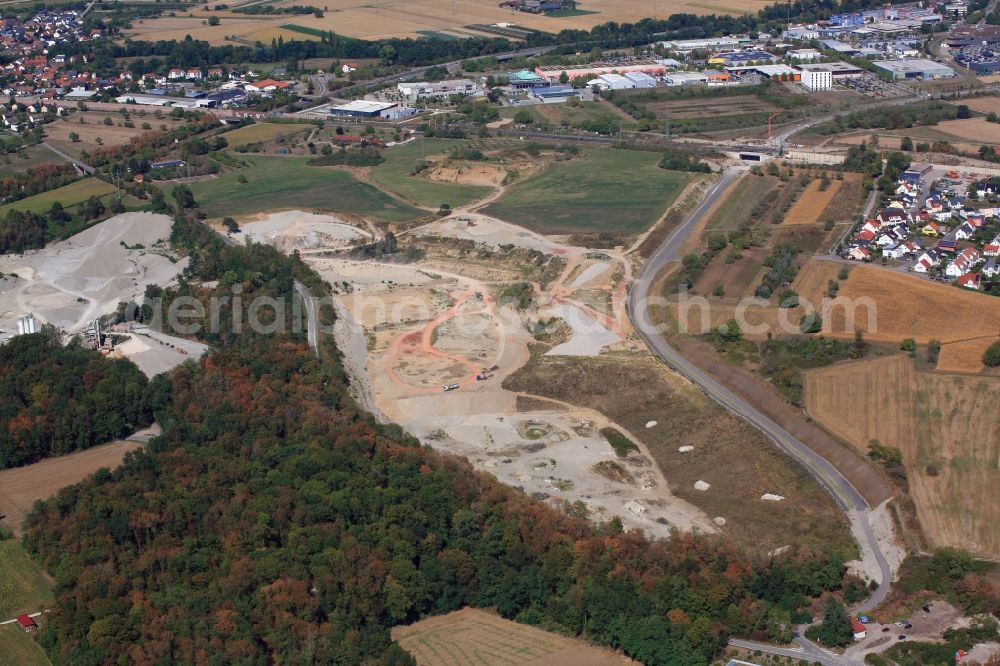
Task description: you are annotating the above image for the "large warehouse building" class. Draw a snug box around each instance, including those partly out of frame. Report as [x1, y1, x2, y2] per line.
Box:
[872, 58, 955, 79]
[328, 100, 400, 119]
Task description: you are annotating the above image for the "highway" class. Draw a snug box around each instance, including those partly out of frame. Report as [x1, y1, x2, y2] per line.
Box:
[626, 168, 891, 663]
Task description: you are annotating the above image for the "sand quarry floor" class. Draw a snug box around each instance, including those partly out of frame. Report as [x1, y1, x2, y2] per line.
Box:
[238, 210, 372, 253]
[303, 212, 715, 537]
[0, 213, 185, 336]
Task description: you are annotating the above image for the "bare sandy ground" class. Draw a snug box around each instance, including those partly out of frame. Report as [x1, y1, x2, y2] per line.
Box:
[0, 213, 184, 335]
[413, 213, 570, 254]
[544, 303, 621, 357]
[239, 210, 371, 253]
[570, 261, 610, 289]
[114, 326, 209, 378]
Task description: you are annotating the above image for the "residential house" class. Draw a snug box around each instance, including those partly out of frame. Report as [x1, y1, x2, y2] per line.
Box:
[877, 208, 908, 228]
[956, 272, 981, 289]
[913, 249, 940, 273]
[945, 247, 980, 277]
[984, 234, 1000, 257]
[983, 258, 1000, 278]
[954, 221, 976, 240]
[847, 245, 872, 261]
[921, 221, 944, 236]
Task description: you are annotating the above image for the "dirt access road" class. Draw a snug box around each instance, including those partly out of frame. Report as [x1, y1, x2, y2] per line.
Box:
[628, 167, 894, 615]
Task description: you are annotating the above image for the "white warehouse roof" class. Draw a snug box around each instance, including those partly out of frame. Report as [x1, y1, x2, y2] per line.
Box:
[330, 100, 398, 113]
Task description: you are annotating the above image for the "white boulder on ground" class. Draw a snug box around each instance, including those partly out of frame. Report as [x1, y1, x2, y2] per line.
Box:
[694, 480, 711, 491]
[761, 493, 786, 501]
[678, 445, 694, 453]
[713, 516, 727, 526]
[624, 500, 646, 514]
[645, 420, 658, 429]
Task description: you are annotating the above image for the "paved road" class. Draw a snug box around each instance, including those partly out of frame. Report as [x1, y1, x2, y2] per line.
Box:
[729, 636, 859, 666]
[42, 142, 94, 175]
[626, 167, 892, 643]
[294, 280, 320, 357]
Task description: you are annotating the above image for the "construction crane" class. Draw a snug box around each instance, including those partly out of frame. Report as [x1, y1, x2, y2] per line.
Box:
[767, 111, 782, 149]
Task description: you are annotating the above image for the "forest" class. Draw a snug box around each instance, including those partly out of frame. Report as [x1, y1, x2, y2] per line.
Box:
[0, 330, 164, 468]
[20, 207, 855, 665]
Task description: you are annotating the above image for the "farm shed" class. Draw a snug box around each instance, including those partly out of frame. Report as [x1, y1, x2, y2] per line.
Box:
[16, 615, 38, 632]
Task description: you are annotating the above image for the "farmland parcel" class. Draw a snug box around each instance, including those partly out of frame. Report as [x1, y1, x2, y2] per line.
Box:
[484, 149, 690, 236]
[805, 355, 1000, 559]
[185, 155, 423, 221]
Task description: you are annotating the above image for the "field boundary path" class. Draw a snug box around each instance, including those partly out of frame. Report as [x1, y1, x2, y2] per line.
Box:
[627, 166, 892, 661]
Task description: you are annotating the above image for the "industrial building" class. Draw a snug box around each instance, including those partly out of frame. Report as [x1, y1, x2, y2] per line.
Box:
[725, 64, 800, 81]
[799, 68, 833, 91]
[535, 60, 667, 81]
[587, 72, 657, 90]
[530, 85, 582, 103]
[328, 100, 406, 119]
[659, 36, 751, 52]
[710, 50, 778, 66]
[872, 58, 956, 79]
[664, 72, 708, 86]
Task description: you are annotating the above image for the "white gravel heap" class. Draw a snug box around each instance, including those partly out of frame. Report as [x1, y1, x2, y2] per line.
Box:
[694, 480, 711, 491]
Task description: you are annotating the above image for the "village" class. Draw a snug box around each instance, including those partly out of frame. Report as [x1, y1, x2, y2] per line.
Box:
[843, 161, 1000, 292]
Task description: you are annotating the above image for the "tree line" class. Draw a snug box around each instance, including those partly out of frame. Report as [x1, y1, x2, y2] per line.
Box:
[0, 329, 166, 469]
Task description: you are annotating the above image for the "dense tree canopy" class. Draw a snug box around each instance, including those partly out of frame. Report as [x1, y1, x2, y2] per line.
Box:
[0, 330, 161, 468]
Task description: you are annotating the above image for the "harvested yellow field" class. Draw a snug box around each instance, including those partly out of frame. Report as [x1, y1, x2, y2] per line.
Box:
[124, 0, 774, 43]
[958, 95, 1000, 115]
[783, 179, 842, 225]
[223, 121, 312, 145]
[936, 336, 999, 374]
[391, 608, 637, 666]
[805, 356, 1000, 558]
[832, 264, 1000, 343]
[790, 259, 847, 307]
[925, 117, 1000, 144]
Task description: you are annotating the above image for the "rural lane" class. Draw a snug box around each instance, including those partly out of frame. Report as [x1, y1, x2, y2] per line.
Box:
[294, 280, 320, 358]
[626, 167, 891, 661]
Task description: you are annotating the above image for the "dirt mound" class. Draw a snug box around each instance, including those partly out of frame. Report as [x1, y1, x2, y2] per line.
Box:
[427, 162, 505, 187]
[592, 460, 635, 484]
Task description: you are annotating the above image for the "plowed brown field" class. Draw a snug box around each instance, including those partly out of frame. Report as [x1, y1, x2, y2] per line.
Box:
[783, 179, 843, 225]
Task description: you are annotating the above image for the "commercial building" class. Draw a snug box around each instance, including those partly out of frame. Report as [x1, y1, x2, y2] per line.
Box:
[787, 48, 822, 61]
[710, 50, 778, 66]
[328, 100, 404, 119]
[796, 61, 865, 79]
[508, 69, 546, 88]
[588, 73, 635, 90]
[872, 58, 956, 79]
[397, 79, 478, 100]
[799, 67, 833, 90]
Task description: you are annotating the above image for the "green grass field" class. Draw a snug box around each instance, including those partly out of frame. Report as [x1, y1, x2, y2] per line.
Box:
[0, 625, 48, 666]
[369, 139, 493, 209]
[0, 178, 117, 216]
[222, 121, 313, 145]
[484, 149, 691, 235]
[186, 155, 422, 222]
[0, 146, 66, 179]
[0, 540, 53, 620]
[500, 101, 632, 132]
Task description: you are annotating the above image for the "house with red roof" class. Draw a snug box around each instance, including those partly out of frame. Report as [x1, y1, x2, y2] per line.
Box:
[851, 618, 867, 640]
[16, 614, 37, 632]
